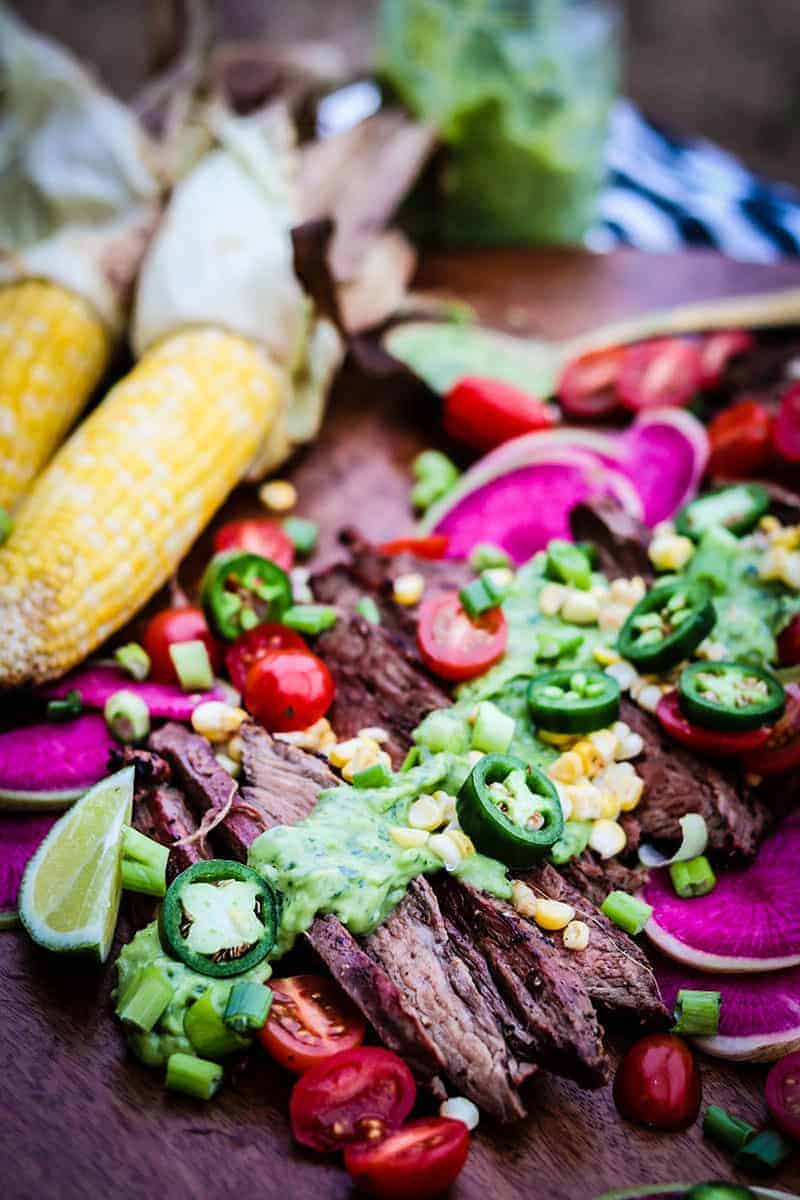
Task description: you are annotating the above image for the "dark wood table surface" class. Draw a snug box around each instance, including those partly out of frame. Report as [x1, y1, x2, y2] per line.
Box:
[3, 248, 800, 1200]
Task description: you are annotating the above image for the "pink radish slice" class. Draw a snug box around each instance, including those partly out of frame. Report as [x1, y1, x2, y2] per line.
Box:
[0, 813, 59, 924]
[644, 811, 800, 972]
[657, 956, 800, 1061]
[617, 409, 709, 525]
[40, 664, 227, 721]
[0, 714, 117, 810]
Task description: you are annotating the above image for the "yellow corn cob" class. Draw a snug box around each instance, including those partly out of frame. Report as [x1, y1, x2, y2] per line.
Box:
[0, 328, 280, 686]
[0, 280, 110, 511]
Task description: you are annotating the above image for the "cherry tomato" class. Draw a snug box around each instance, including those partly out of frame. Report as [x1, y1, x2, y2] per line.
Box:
[656, 691, 772, 757]
[289, 1046, 416, 1152]
[344, 1117, 469, 1200]
[213, 518, 294, 570]
[617, 338, 704, 411]
[225, 622, 307, 693]
[699, 330, 755, 389]
[614, 1033, 701, 1131]
[743, 683, 800, 776]
[707, 399, 773, 479]
[444, 376, 558, 452]
[379, 535, 450, 560]
[257, 975, 365, 1075]
[766, 1051, 800, 1143]
[778, 614, 800, 668]
[417, 592, 507, 682]
[557, 346, 625, 419]
[774, 383, 800, 463]
[142, 607, 221, 686]
[244, 648, 334, 732]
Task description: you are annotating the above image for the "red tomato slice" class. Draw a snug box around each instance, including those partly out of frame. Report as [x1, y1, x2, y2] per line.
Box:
[699, 329, 755, 389]
[379, 535, 450, 560]
[257, 975, 365, 1075]
[344, 1117, 470, 1200]
[766, 1051, 800, 1143]
[213, 518, 294, 570]
[557, 346, 625, 419]
[743, 682, 800, 776]
[656, 691, 772, 757]
[142, 607, 221, 685]
[244, 648, 334, 732]
[417, 592, 507, 682]
[617, 338, 704, 411]
[225, 622, 307, 693]
[778, 614, 800, 668]
[774, 383, 800, 463]
[614, 1034, 701, 1131]
[290, 1046, 416, 1152]
[707, 399, 773, 479]
[444, 376, 558, 452]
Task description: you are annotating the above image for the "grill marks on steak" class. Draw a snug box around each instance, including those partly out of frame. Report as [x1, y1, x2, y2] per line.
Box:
[569, 498, 653, 583]
[560, 851, 649, 909]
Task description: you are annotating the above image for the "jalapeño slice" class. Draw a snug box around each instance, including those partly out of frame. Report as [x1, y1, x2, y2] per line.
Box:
[201, 550, 292, 640]
[456, 752, 564, 868]
[528, 668, 620, 734]
[159, 860, 279, 978]
[678, 661, 785, 732]
[675, 482, 769, 540]
[617, 580, 715, 673]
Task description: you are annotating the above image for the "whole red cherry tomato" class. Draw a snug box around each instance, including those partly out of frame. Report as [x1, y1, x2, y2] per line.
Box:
[244, 648, 334, 732]
[766, 1051, 800, 1143]
[617, 338, 704, 411]
[258, 975, 365, 1075]
[444, 376, 558, 451]
[614, 1033, 701, 1131]
[707, 399, 773, 479]
[778, 614, 800, 668]
[213, 518, 294, 570]
[417, 592, 507, 682]
[143, 607, 221, 686]
[225, 622, 307, 693]
[343, 1117, 470, 1200]
[774, 383, 800, 463]
[699, 329, 755, 389]
[557, 346, 625, 419]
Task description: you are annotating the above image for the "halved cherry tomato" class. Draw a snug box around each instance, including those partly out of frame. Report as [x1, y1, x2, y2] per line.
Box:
[289, 1046, 416, 1152]
[244, 648, 334, 732]
[557, 346, 625, 419]
[778, 614, 800, 667]
[344, 1117, 470, 1200]
[213, 518, 294, 570]
[614, 1033, 701, 1131]
[707, 399, 773, 479]
[225, 622, 307, 693]
[617, 338, 704, 411]
[417, 592, 507, 682]
[699, 329, 755, 389]
[656, 691, 772, 757]
[142, 606, 221, 685]
[379, 535, 450, 560]
[257, 975, 365, 1075]
[743, 682, 800, 776]
[444, 376, 558, 452]
[766, 1051, 800, 1143]
[774, 383, 800, 463]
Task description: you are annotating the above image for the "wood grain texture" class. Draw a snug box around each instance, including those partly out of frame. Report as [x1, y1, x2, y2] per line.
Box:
[3, 249, 800, 1200]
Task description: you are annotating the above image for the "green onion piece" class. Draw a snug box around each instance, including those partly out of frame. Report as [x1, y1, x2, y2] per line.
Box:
[600, 891, 653, 935]
[0, 506, 12, 545]
[410, 450, 459, 511]
[114, 642, 151, 681]
[545, 539, 592, 590]
[282, 515, 319, 556]
[480, 572, 509, 606]
[120, 825, 169, 897]
[46, 688, 83, 722]
[104, 690, 150, 743]
[224, 981, 272, 1034]
[735, 1129, 792, 1174]
[669, 855, 716, 899]
[471, 701, 515, 754]
[120, 859, 165, 898]
[400, 745, 422, 772]
[686, 525, 738, 595]
[459, 578, 498, 618]
[414, 710, 469, 754]
[282, 604, 337, 635]
[352, 762, 393, 788]
[166, 1052, 223, 1101]
[184, 987, 249, 1059]
[117, 965, 173, 1032]
[356, 596, 381, 625]
[672, 988, 721, 1036]
[549, 819, 593, 865]
[703, 1104, 756, 1154]
[469, 542, 512, 572]
[169, 640, 214, 691]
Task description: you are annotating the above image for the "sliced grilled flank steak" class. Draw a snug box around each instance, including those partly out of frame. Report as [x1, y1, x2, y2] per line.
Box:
[569, 497, 654, 584]
[109, 744, 206, 877]
[560, 851, 649, 909]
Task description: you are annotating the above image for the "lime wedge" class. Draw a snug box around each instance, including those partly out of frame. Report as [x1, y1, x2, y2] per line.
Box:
[18, 766, 134, 961]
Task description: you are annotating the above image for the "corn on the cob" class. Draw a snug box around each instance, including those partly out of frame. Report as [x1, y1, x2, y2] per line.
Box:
[0, 328, 280, 686]
[0, 281, 110, 511]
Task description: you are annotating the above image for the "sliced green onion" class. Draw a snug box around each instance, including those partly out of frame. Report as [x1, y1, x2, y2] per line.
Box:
[600, 891, 653, 935]
[639, 812, 708, 868]
[282, 604, 337, 635]
[669, 855, 716, 899]
[471, 701, 515, 754]
[166, 1052, 223, 1100]
[356, 596, 381, 625]
[46, 688, 83, 722]
[352, 762, 393, 788]
[169, 640, 214, 691]
[104, 690, 150, 743]
[413, 710, 469, 755]
[549, 819, 593, 865]
[117, 965, 173, 1032]
[410, 450, 459, 511]
[468, 542, 512, 572]
[120, 825, 169, 898]
[672, 988, 721, 1036]
[459, 578, 498, 618]
[282, 516, 319, 556]
[0, 506, 12, 545]
[703, 1104, 755, 1154]
[184, 987, 249, 1059]
[224, 981, 272, 1034]
[400, 745, 422, 772]
[735, 1128, 792, 1173]
[114, 642, 151, 681]
[545, 539, 592, 590]
[480, 572, 509, 606]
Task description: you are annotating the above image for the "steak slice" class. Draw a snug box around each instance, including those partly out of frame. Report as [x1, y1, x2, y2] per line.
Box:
[109, 744, 206, 877]
[561, 851, 649, 909]
[569, 498, 653, 583]
[236, 720, 337, 841]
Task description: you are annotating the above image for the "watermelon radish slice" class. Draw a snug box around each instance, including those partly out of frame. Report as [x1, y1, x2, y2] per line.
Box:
[644, 812, 800, 972]
[0, 813, 58, 926]
[657, 957, 800, 1062]
[0, 714, 117, 810]
[40, 663, 227, 722]
[617, 409, 709, 525]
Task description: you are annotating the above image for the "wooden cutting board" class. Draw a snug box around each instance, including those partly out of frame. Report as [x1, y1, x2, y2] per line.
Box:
[3, 248, 800, 1200]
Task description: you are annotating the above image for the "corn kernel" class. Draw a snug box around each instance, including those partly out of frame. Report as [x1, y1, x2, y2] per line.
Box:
[537, 729, 577, 747]
[760, 545, 789, 582]
[593, 645, 620, 667]
[588, 728, 619, 764]
[564, 780, 604, 820]
[393, 572, 425, 606]
[772, 525, 800, 550]
[191, 701, 247, 743]
[696, 638, 728, 662]
[552, 780, 572, 821]
[342, 739, 388, 781]
[259, 479, 297, 512]
[616, 731, 644, 760]
[638, 684, 663, 714]
[226, 734, 244, 763]
[760, 514, 780, 533]
[389, 826, 430, 849]
[563, 920, 591, 951]
[439, 1096, 480, 1130]
[612, 720, 631, 740]
[483, 566, 514, 592]
[783, 552, 800, 590]
[429, 832, 463, 870]
[434, 790, 457, 823]
[547, 751, 584, 785]
[598, 603, 631, 633]
[465, 749, 484, 767]
[573, 739, 605, 779]
[648, 533, 695, 572]
[215, 752, 241, 778]
[289, 566, 313, 603]
[446, 829, 475, 860]
[534, 899, 576, 931]
[618, 772, 644, 812]
[276, 716, 335, 752]
[358, 726, 390, 743]
[652, 520, 676, 539]
[538, 582, 566, 617]
[610, 576, 646, 606]
[597, 788, 621, 821]
[511, 880, 539, 919]
[328, 737, 361, 768]
[589, 818, 627, 859]
[408, 793, 446, 831]
[561, 589, 600, 625]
